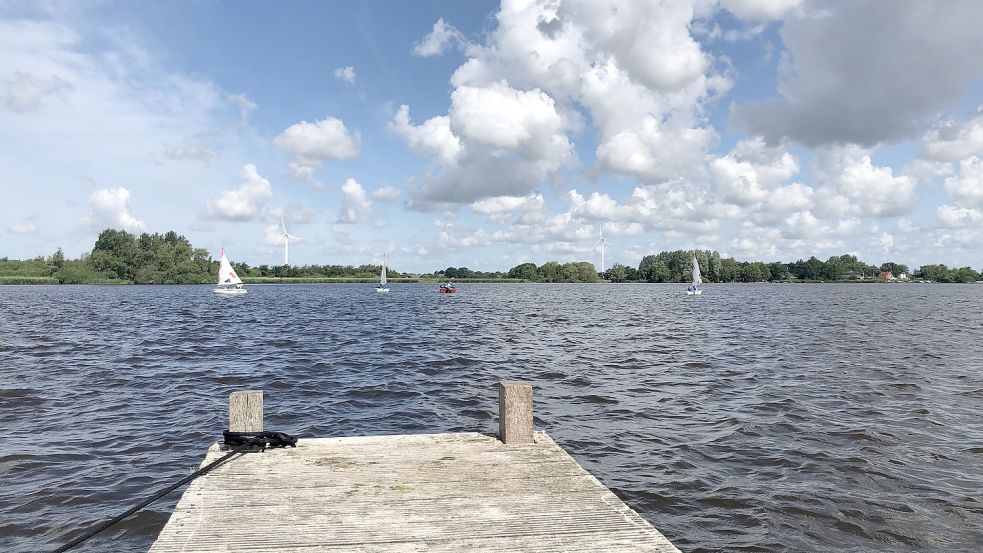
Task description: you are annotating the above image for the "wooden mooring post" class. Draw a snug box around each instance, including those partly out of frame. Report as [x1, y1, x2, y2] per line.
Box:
[149, 382, 681, 552]
[228, 390, 263, 432]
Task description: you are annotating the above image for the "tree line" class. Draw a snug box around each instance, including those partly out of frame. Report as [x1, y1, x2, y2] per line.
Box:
[604, 250, 981, 283]
[0, 228, 404, 284]
[432, 262, 600, 282]
[1, 230, 980, 284]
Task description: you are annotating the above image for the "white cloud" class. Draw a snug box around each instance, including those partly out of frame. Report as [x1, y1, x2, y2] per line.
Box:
[709, 136, 799, 206]
[400, 0, 728, 200]
[876, 231, 894, 252]
[921, 108, 983, 162]
[371, 186, 401, 202]
[228, 93, 256, 130]
[943, 156, 983, 207]
[936, 204, 983, 227]
[273, 117, 360, 185]
[471, 194, 542, 215]
[813, 146, 917, 217]
[333, 66, 356, 85]
[6, 220, 40, 235]
[164, 129, 218, 163]
[594, 116, 717, 183]
[448, 81, 567, 156]
[337, 178, 373, 224]
[205, 164, 273, 221]
[83, 187, 145, 231]
[412, 18, 465, 57]
[401, 80, 574, 206]
[387, 105, 460, 164]
[719, 0, 802, 21]
[4, 71, 73, 112]
[165, 144, 215, 163]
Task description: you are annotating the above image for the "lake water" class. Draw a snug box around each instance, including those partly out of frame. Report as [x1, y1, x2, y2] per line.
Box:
[1, 283, 981, 552]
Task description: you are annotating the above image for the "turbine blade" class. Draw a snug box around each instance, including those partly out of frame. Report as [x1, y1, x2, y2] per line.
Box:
[281, 217, 286, 234]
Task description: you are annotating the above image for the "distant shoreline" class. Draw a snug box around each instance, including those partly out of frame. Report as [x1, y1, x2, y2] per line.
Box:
[1, 278, 976, 286]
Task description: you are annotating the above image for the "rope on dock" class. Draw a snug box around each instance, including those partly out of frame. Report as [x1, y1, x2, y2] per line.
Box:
[48, 431, 297, 553]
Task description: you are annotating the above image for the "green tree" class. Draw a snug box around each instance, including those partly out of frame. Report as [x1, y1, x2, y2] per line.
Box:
[539, 261, 561, 282]
[607, 263, 628, 282]
[719, 258, 738, 282]
[880, 262, 909, 276]
[507, 263, 539, 281]
[952, 267, 980, 283]
[767, 262, 790, 281]
[48, 248, 65, 269]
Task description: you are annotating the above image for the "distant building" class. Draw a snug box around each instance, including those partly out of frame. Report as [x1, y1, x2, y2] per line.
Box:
[878, 271, 896, 280]
[897, 272, 909, 281]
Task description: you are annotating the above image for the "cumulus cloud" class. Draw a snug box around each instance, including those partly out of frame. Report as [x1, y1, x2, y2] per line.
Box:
[4, 71, 73, 112]
[371, 186, 401, 201]
[204, 164, 273, 221]
[333, 66, 356, 85]
[734, 1, 983, 146]
[922, 109, 983, 163]
[83, 187, 145, 231]
[943, 157, 983, 207]
[399, 80, 574, 206]
[337, 178, 373, 224]
[471, 194, 542, 215]
[936, 204, 983, 228]
[412, 18, 466, 57]
[395, 0, 729, 211]
[448, 82, 567, 156]
[709, 137, 799, 206]
[719, 0, 802, 21]
[274, 117, 360, 184]
[6, 218, 40, 235]
[387, 105, 461, 164]
[813, 146, 917, 217]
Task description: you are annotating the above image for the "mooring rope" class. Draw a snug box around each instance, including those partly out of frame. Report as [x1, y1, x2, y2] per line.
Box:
[49, 431, 297, 553]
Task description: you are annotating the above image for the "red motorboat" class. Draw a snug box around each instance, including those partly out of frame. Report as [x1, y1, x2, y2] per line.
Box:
[439, 283, 458, 293]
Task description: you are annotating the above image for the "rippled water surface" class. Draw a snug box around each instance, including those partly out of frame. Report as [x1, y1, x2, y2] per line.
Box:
[2, 283, 982, 552]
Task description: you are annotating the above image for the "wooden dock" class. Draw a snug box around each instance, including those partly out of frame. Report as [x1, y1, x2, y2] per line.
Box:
[149, 383, 681, 552]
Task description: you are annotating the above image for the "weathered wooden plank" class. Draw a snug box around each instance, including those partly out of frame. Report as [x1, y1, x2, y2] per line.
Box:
[149, 431, 680, 553]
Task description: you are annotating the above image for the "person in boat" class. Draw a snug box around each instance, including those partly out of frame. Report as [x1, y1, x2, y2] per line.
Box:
[687, 285, 694, 292]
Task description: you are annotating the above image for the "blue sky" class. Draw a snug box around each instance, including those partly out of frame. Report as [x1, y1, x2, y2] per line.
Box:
[2, 0, 983, 272]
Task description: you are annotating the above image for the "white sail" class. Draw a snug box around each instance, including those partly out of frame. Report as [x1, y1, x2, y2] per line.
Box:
[691, 254, 702, 286]
[217, 251, 243, 286]
[380, 254, 387, 286]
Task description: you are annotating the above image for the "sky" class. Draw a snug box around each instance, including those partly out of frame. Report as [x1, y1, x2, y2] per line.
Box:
[2, 0, 983, 273]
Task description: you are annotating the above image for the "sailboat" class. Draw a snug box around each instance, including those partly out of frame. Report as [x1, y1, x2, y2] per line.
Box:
[687, 253, 703, 296]
[376, 253, 390, 293]
[214, 249, 247, 295]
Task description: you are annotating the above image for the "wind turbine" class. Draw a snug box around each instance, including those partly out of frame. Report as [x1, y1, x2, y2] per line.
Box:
[594, 226, 608, 273]
[279, 217, 301, 266]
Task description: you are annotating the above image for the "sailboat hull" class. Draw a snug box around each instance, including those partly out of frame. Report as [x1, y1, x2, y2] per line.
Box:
[686, 289, 702, 296]
[213, 287, 247, 295]
[375, 287, 390, 293]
